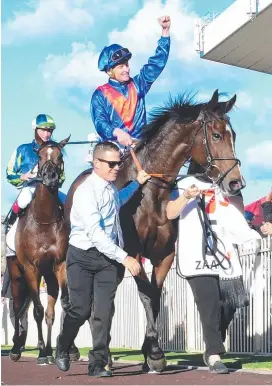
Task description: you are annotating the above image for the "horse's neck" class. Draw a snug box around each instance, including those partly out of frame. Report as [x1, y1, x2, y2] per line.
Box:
[138, 122, 196, 180]
[32, 183, 60, 222]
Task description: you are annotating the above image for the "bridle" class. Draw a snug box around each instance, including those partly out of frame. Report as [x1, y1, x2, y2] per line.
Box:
[195, 112, 241, 186]
[32, 143, 64, 225]
[37, 143, 64, 188]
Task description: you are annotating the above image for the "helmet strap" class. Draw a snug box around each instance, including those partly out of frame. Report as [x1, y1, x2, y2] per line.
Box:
[108, 68, 115, 79]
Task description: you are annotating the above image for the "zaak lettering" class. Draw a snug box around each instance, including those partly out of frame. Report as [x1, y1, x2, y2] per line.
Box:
[195, 260, 219, 270]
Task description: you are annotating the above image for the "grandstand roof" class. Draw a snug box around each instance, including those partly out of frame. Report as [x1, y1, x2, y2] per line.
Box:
[196, 0, 272, 74]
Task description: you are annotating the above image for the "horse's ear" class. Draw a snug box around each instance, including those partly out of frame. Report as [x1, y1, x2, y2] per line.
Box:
[225, 94, 236, 113]
[214, 94, 237, 115]
[206, 89, 219, 111]
[59, 135, 71, 149]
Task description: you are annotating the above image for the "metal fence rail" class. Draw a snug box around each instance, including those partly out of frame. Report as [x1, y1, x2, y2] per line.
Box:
[2, 237, 271, 354]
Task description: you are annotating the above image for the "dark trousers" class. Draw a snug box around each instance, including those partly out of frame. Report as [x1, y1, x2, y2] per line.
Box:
[187, 275, 236, 356]
[59, 245, 119, 368]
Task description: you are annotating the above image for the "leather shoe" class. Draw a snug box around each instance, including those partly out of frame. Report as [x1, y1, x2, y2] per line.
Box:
[55, 336, 70, 372]
[88, 365, 112, 377]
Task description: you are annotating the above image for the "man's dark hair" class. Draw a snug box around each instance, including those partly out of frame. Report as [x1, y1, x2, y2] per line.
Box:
[93, 141, 120, 159]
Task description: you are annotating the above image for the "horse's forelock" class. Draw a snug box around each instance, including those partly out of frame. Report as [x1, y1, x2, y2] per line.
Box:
[38, 141, 67, 156]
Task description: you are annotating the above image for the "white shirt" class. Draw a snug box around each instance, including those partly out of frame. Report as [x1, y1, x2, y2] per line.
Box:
[174, 176, 261, 278]
[69, 171, 140, 263]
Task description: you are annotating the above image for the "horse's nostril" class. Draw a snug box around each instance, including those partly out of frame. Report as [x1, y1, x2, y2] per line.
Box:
[229, 180, 242, 191]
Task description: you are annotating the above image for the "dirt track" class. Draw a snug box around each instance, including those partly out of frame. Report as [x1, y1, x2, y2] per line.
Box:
[2, 357, 272, 385]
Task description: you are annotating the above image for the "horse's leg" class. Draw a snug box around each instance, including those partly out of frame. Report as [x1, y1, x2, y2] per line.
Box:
[141, 252, 175, 371]
[151, 252, 175, 321]
[43, 273, 59, 364]
[134, 256, 166, 373]
[8, 257, 30, 362]
[56, 262, 80, 362]
[24, 269, 47, 365]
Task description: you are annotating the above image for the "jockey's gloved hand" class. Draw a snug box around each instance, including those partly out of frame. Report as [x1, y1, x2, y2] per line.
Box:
[20, 171, 36, 181]
[113, 128, 132, 146]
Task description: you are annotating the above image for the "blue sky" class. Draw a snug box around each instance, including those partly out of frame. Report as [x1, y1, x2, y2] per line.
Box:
[2, 0, 271, 214]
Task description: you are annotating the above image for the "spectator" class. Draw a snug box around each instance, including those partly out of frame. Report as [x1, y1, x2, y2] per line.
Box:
[260, 189, 272, 236]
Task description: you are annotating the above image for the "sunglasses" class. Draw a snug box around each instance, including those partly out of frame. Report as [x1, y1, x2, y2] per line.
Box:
[97, 158, 122, 168]
[111, 48, 130, 62]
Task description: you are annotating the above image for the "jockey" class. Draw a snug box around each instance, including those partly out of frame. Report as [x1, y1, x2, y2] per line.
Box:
[90, 16, 171, 147]
[4, 114, 65, 232]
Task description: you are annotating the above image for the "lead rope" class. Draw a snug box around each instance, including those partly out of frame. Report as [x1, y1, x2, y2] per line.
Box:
[196, 194, 231, 270]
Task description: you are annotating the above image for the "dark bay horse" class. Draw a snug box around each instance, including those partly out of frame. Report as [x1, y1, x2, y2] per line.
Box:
[64, 90, 245, 372]
[8, 137, 80, 364]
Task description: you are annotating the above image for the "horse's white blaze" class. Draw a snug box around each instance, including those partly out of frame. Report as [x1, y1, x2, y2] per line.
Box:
[227, 124, 241, 176]
[47, 147, 53, 160]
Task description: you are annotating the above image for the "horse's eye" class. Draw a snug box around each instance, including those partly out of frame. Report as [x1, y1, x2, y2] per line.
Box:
[212, 132, 222, 141]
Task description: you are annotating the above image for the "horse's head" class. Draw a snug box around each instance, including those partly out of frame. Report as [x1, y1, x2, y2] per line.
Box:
[190, 90, 245, 196]
[35, 136, 70, 189]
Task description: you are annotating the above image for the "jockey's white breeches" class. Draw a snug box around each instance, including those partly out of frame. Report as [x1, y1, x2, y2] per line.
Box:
[17, 185, 66, 209]
[17, 186, 36, 209]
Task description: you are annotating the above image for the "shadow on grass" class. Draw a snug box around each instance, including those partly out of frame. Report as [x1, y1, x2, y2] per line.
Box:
[171, 353, 272, 370]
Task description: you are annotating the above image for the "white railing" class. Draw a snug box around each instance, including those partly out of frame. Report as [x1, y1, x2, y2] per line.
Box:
[2, 237, 271, 354]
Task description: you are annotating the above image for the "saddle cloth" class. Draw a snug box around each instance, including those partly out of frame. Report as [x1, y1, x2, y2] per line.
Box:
[6, 219, 18, 255]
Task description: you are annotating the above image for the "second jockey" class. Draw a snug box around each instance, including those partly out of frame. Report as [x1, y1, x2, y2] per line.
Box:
[90, 16, 171, 147]
[5, 114, 65, 232]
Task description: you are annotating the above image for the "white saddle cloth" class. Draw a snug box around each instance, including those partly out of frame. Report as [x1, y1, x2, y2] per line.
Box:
[6, 219, 19, 254]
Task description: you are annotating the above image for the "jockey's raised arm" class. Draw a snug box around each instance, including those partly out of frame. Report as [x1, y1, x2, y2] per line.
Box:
[90, 16, 171, 147]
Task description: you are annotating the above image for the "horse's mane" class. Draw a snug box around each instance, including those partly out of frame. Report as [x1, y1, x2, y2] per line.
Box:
[142, 93, 203, 143]
[141, 92, 235, 144]
[122, 91, 236, 164]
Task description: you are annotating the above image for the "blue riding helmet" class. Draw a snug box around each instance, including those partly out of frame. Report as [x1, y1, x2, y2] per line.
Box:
[244, 210, 254, 222]
[98, 44, 132, 72]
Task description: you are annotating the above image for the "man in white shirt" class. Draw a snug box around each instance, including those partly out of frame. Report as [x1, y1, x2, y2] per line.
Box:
[55, 141, 150, 377]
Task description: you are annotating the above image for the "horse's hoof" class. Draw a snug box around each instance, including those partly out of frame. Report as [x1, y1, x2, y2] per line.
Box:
[37, 357, 49, 365]
[142, 362, 162, 374]
[105, 363, 114, 371]
[142, 362, 150, 373]
[47, 356, 55, 364]
[69, 351, 80, 362]
[9, 351, 21, 362]
[147, 356, 167, 373]
[106, 355, 113, 371]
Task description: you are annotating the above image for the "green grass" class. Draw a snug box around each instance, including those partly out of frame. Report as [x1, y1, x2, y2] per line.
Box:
[2, 346, 272, 370]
